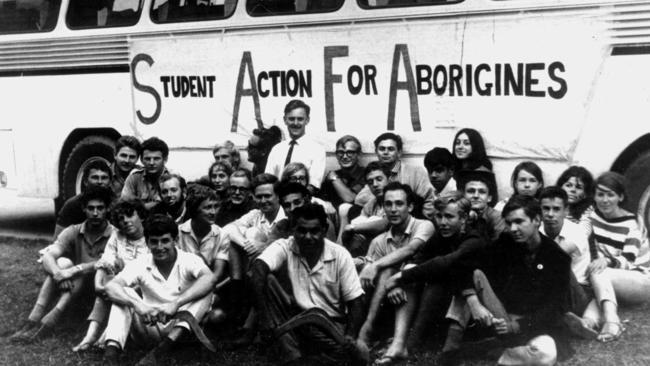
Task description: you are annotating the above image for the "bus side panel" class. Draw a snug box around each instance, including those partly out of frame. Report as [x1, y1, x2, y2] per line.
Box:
[0, 72, 134, 198]
[573, 52, 650, 174]
[128, 11, 607, 193]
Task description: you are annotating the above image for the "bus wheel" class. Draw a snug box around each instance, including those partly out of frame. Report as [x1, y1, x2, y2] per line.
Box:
[61, 136, 115, 201]
[623, 151, 650, 237]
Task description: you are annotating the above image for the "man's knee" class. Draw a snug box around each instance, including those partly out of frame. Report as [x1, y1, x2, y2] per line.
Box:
[56, 257, 74, 268]
[497, 335, 557, 366]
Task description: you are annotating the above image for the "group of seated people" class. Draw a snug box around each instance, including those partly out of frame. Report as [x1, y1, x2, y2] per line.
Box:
[8, 99, 650, 366]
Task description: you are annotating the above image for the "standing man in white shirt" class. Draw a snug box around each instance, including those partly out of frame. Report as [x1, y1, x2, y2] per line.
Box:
[265, 99, 326, 195]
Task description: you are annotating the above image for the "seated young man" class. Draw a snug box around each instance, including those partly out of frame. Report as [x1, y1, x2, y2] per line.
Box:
[121, 136, 171, 210]
[441, 195, 572, 366]
[380, 191, 487, 361]
[102, 214, 216, 364]
[423, 147, 456, 196]
[150, 173, 189, 224]
[456, 167, 506, 242]
[73, 199, 151, 352]
[354, 132, 436, 219]
[339, 161, 390, 259]
[11, 186, 114, 343]
[356, 183, 435, 351]
[215, 169, 256, 227]
[269, 181, 337, 243]
[177, 184, 229, 282]
[251, 203, 366, 365]
[539, 186, 622, 343]
[225, 173, 285, 281]
[110, 135, 142, 196]
[54, 160, 113, 238]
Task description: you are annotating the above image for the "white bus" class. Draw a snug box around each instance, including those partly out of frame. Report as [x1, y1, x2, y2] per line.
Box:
[2, 0, 650, 227]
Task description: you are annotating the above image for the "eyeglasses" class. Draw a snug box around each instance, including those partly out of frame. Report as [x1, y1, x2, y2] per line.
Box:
[336, 150, 359, 158]
[289, 176, 308, 183]
[228, 186, 250, 193]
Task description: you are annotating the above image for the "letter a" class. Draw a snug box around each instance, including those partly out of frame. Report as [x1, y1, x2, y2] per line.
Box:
[232, 52, 263, 132]
[387, 44, 421, 132]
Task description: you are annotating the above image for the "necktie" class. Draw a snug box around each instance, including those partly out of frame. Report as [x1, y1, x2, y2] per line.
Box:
[284, 139, 297, 166]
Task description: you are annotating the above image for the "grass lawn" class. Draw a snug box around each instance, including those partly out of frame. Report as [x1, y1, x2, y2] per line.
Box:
[1, 237, 650, 366]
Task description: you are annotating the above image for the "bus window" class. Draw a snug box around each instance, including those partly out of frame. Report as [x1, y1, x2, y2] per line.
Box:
[66, 0, 143, 29]
[0, 0, 61, 34]
[151, 0, 237, 23]
[358, 0, 459, 8]
[246, 0, 343, 16]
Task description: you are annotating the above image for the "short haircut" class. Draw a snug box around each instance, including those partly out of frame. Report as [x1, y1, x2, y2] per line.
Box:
[335, 135, 362, 152]
[281, 162, 309, 184]
[252, 173, 279, 191]
[209, 161, 233, 179]
[144, 214, 178, 239]
[383, 181, 415, 205]
[364, 161, 391, 180]
[511, 161, 544, 195]
[284, 99, 310, 116]
[433, 190, 471, 219]
[291, 202, 328, 228]
[141, 137, 169, 159]
[276, 181, 309, 199]
[116, 135, 142, 157]
[502, 195, 541, 220]
[84, 160, 111, 182]
[160, 173, 187, 191]
[539, 186, 568, 207]
[595, 171, 627, 198]
[80, 185, 113, 207]
[186, 184, 219, 219]
[212, 140, 241, 168]
[374, 132, 403, 152]
[230, 168, 252, 183]
[110, 199, 147, 227]
[424, 147, 454, 172]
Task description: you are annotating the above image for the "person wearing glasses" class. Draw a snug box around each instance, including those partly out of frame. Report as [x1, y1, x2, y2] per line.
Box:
[215, 169, 256, 227]
[320, 135, 366, 208]
[264, 99, 326, 196]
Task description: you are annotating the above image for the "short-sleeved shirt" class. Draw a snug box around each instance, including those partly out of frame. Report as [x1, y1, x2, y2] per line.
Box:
[234, 208, 286, 250]
[541, 220, 590, 285]
[177, 220, 230, 269]
[46, 222, 114, 264]
[116, 250, 209, 307]
[366, 216, 435, 262]
[95, 231, 150, 274]
[120, 167, 170, 204]
[258, 237, 364, 318]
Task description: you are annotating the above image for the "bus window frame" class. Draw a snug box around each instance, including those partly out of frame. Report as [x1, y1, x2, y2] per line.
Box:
[0, 0, 62, 35]
[245, 0, 346, 17]
[149, 0, 238, 25]
[357, 0, 464, 10]
[65, 0, 144, 31]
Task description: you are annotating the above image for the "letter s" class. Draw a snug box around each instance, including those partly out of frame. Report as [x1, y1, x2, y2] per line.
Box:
[131, 53, 161, 125]
[547, 61, 567, 99]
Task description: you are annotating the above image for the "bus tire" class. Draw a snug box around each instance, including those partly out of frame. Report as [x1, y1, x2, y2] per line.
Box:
[61, 135, 115, 201]
[623, 151, 650, 236]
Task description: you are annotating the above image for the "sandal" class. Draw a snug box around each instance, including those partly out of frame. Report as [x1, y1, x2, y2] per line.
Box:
[563, 312, 598, 340]
[597, 322, 625, 343]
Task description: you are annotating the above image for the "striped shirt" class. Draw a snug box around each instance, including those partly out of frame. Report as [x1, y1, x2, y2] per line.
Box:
[590, 209, 650, 270]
